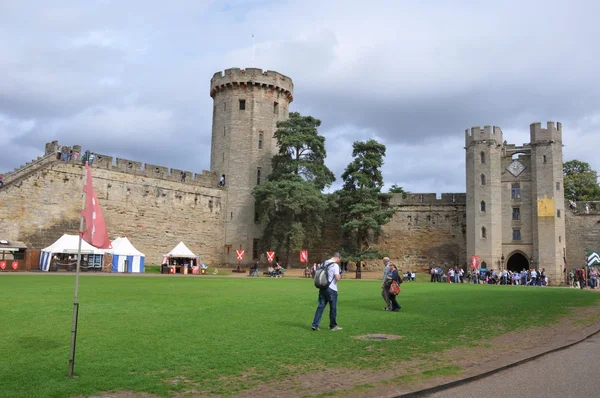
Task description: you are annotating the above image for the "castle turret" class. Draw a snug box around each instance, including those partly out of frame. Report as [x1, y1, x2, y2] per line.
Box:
[529, 122, 565, 282]
[465, 126, 504, 269]
[210, 68, 294, 264]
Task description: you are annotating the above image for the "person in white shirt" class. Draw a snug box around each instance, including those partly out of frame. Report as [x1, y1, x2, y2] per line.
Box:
[311, 252, 342, 331]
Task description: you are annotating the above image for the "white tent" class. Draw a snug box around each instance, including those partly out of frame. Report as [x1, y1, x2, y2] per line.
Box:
[166, 242, 197, 258]
[39, 234, 106, 272]
[106, 237, 145, 273]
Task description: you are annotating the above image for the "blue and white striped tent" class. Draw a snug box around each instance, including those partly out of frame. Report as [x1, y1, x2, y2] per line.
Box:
[107, 237, 145, 273]
[39, 234, 106, 271]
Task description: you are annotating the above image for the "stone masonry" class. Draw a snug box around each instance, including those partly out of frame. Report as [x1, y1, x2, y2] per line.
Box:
[0, 68, 596, 275]
[210, 68, 293, 264]
[0, 146, 224, 265]
[465, 122, 566, 283]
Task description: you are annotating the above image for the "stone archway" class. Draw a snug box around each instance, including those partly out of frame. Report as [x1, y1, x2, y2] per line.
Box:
[507, 252, 529, 272]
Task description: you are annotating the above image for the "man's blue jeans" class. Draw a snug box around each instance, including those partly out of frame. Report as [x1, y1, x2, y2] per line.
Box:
[312, 288, 337, 329]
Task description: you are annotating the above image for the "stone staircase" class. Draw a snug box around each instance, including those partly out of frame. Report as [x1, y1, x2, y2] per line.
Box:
[1, 153, 59, 189]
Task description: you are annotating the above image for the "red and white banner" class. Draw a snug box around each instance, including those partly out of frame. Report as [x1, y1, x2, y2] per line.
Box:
[470, 255, 481, 269]
[266, 251, 275, 263]
[0, 261, 5, 270]
[11, 261, 18, 270]
[300, 249, 308, 263]
[81, 163, 112, 249]
[236, 250, 245, 261]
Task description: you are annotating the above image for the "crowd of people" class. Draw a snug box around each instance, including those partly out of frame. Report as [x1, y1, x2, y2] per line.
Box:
[429, 265, 551, 286]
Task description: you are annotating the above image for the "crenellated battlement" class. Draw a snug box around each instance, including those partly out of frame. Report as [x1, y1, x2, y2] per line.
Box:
[210, 67, 294, 102]
[465, 125, 503, 147]
[530, 121, 562, 143]
[37, 142, 219, 188]
[391, 193, 466, 206]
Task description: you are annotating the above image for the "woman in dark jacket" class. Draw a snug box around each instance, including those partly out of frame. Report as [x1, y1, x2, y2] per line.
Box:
[386, 263, 401, 312]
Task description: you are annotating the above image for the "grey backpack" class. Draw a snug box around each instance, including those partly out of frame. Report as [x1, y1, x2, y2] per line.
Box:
[314, 261, 333, 289]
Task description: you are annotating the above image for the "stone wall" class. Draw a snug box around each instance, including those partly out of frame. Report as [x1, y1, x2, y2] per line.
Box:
[565, 202, 600, 268]
[0, 161, 225, 266]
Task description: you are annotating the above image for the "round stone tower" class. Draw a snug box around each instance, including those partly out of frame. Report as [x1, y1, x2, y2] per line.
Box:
[210, 67, 294, 264]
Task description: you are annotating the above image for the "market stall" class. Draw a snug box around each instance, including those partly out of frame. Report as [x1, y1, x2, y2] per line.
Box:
[39, 234, 106, 272]
[107, 237, 145, 273]
[0, 239, 27, 271]
[161, 242, 201, 274]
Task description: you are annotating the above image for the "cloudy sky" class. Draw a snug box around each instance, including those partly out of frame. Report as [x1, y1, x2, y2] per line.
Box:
[1, 0, 599, 193]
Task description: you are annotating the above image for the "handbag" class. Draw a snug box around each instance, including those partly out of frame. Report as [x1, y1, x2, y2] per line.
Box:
[389, 280, 400, 295]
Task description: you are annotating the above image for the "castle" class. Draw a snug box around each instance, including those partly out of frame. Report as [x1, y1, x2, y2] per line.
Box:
[1, 68, 599, 278]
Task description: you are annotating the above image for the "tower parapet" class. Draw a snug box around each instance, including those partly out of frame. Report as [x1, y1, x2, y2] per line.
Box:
[465, 125, 503, 147]
[530, 121, 562, 143]
[210, 68, 294, 102]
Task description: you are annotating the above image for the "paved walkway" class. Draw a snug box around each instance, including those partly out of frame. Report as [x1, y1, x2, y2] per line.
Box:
[429, 332, 600, 398]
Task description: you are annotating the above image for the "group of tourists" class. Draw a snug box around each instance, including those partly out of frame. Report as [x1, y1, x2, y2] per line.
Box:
[568, 267, 598, 289]
[468, 268, 549, 286]
[429, 265, 465, 283]
[55, 146, 95, 166]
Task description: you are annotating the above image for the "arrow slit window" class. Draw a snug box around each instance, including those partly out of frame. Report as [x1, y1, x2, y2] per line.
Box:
[256, 168, 261, 185]
[253, 239, 260, 260]
[481, 174, 486, 185]
[258, 132, 263, 149]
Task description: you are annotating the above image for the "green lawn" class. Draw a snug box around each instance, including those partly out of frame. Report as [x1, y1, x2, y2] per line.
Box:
[0, 275, 598, 398]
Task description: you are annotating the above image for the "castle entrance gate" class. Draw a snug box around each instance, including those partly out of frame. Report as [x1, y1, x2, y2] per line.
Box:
[507, 252, 529, 272]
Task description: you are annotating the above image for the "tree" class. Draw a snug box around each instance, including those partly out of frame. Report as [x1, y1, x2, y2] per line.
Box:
[336, 140, 396, 268]
[270, 112, 335, 190]
[563, 160, 600, 201]
[253, 175, 328, 264]
[253, 112, 335, 264]
[389, 184, 407, 198]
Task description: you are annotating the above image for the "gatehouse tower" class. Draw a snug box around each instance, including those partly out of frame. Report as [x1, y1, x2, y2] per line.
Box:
[210, 68, 294, 264]
[465, 122, 566, 283]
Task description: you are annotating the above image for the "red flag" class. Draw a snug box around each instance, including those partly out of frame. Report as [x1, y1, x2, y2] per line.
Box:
[81, 163, 112, 249]
[300, 250, 308, 263]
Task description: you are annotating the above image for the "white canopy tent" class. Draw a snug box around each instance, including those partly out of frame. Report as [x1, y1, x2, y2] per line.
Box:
[166, 242, 197, 258]
[106, 237, 145, 273]
[39, 234, 106, 271]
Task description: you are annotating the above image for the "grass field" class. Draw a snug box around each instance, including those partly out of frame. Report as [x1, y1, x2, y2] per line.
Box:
[0, 274, 598, 398]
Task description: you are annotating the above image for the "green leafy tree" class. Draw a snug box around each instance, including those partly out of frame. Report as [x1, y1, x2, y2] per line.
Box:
[270, 112, 335, 190]
[336, 140, 396, 267]
[389, 184, 407, 198]
[253, 112, 335, 264]
[563, 160, 600, 201]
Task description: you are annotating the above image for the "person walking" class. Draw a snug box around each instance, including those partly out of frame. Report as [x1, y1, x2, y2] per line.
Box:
[386, 263, 401, 312]
[381, 257, 392, 311]
[311, 252, 342, 331]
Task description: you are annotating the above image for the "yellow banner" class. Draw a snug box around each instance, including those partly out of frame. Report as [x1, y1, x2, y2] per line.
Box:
[537, 196, 555, 217]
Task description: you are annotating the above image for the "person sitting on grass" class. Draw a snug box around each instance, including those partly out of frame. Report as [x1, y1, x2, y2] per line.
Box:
[267, 265, 275, 277]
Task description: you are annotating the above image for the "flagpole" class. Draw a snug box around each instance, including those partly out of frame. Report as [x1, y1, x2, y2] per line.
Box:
[68, 164, 87, 378]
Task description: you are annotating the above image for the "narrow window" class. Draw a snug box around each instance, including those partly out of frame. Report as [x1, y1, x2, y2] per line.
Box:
[557, 209, 561, 218]
[258, 132, 263, 149]
[230, 212, 233, 220]
[480, 152, 486, 164]
[481, 174, 486, 185]
[239, 99, 246, 110]
[511, 183, 521, 199]
[273, 101, 279, 115]
[223, 126, 225, 137]
[559, 236, 562, 243]
[481, 226, 487, 239]
[253, 239, 260, 260]
[512, 207, 520, 220]
[256, 168, 261, 185]
[543, 155, 547, 164]
[480, 201, 486, 212]
[224, 102, 226, 111]
[556, 182, 560, 191]
[512, 229, 521, 241]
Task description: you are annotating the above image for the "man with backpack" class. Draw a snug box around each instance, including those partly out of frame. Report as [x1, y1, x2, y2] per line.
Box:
[311, 252, 342, 331]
